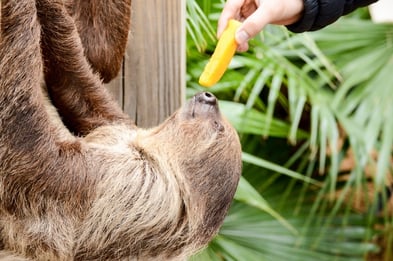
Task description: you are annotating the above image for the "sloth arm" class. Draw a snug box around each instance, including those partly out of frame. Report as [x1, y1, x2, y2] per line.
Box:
[67, 0, 132, 83]
[0, 0, 95, 216]
[38, 0, 133, 136]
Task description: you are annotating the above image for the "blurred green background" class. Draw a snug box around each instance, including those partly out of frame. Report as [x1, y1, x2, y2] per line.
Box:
[186, 1, 393, 260]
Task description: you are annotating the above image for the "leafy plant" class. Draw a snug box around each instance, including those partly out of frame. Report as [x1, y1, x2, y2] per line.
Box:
[186, 0, 393, 260]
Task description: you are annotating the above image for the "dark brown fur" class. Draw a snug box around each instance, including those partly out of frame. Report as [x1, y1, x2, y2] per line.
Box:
[67, 0, 132, 83]
[0, 0, 242, 260]
[40, 0, 132, 135]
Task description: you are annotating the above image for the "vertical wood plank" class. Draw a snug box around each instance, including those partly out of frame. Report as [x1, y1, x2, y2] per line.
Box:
[123, 0, 186, 128]
[104, 63, 124, 108]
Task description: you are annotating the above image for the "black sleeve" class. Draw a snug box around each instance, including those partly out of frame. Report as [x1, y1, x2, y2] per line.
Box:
[286, 0, 379, 33]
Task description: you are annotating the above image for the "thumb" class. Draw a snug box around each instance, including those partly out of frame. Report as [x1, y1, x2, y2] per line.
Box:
[235, 7, 269, 45]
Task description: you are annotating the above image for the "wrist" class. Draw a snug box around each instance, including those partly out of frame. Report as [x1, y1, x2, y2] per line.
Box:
[286, 0, 318, 33]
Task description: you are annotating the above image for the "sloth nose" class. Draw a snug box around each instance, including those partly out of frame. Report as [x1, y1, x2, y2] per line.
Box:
[197, 92, 217, 106]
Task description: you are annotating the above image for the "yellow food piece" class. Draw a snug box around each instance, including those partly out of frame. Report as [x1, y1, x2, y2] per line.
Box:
[199, 19, 242, 87]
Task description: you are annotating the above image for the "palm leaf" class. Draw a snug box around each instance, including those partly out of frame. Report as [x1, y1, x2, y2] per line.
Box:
[186, 0, 390, 259]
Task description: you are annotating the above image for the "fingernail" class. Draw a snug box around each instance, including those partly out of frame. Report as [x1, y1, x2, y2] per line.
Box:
[236, 30, 250, 44]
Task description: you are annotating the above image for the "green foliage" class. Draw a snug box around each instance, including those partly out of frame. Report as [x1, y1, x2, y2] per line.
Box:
[186, 0, 393, 260]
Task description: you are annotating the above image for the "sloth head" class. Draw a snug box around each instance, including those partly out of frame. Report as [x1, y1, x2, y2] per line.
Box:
[136, 92, 242, 242]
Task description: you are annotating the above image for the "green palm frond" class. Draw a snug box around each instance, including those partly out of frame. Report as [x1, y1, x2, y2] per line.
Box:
[192, 201, 378, 261]
[186, 0, 392, 259]
[311, 19, 393, 191]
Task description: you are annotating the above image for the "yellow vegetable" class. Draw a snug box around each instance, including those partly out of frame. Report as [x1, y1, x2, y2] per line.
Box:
[199, 19, 242, 87]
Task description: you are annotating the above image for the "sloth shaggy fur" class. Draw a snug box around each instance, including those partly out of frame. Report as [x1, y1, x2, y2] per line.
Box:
[0, 0, 242, 260]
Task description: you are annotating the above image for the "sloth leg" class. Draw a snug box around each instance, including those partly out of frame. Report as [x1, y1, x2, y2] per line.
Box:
[0, 0, 52, 151]
[67, 0, 132, 83]
[0, 0, 92, 220]
[0, 3, 98, 258]
[37, 0, 133, 136]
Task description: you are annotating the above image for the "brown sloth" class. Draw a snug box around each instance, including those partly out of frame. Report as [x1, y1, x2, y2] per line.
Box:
[0, 0, 242, 260]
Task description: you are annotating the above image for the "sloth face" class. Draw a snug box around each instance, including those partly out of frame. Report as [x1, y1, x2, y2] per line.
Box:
[141, 91, 241, 168]
[139, 92, 242, 226]
[175, 92, 242, 240]
[136, 91, 241, 189]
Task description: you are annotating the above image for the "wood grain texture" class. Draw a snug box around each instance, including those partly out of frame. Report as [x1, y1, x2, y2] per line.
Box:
[106, 0, 186, 128]
[105, 60, 124, 109]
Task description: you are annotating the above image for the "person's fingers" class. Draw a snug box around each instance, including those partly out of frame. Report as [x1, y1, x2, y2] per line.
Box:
[218, 0, 304, 52]
[234, 30, 250, 51]
[217, 0, 245, 38]
[235, 6, 268, 47]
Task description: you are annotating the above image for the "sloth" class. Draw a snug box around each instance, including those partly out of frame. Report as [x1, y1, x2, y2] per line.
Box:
[0, 0, 242, 260]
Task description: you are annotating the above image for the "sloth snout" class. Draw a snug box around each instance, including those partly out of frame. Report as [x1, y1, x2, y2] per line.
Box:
[196, 92, 217, 106]
[182, 92, 220, 119]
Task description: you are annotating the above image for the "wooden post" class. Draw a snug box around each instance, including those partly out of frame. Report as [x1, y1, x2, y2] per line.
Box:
[106, 0, 186, 128]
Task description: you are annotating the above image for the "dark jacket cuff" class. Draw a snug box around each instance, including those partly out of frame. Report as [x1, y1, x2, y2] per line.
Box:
[286, 0, 319, 33]
[286, 0, 379, 33]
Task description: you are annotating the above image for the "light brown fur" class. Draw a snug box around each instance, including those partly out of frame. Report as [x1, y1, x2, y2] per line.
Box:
[0, 0, 242, 260]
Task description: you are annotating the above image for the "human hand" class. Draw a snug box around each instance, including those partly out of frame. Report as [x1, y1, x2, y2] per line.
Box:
[218, 0, 304, 51]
